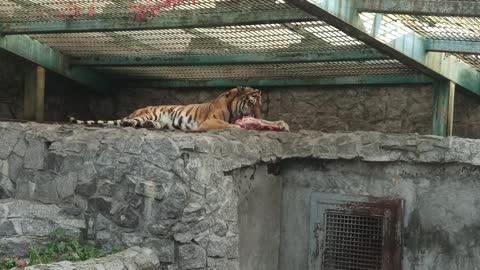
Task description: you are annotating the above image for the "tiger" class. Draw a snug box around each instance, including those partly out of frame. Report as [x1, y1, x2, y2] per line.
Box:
[69, 86, 263, 131]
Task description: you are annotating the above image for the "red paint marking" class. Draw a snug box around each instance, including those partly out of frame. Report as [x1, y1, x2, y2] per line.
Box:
[128, 0, 198, 21]
[88, 6, 96, 17]
[39, 0, 197, 21]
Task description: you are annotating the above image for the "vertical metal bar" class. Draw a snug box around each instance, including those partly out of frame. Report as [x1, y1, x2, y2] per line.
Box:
[432, 81, 449, 136]
[371, 14, 383, 38]
[447, 81, 455, 137]
[23, 65, 45, 121]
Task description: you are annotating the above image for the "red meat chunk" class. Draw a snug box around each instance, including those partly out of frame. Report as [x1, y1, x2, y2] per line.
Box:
[235, 116, 289, 132]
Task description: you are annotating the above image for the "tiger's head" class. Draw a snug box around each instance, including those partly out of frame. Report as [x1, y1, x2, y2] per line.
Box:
[226, 86, 262, 121]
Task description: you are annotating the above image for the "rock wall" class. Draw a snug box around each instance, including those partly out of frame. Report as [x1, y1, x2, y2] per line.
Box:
[115, 85, 434, 134]
[2, 121, 480, 269]
[23, 247, 159, 270]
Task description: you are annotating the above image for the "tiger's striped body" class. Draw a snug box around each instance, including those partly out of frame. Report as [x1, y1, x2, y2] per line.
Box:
[70, 87, 262, 131]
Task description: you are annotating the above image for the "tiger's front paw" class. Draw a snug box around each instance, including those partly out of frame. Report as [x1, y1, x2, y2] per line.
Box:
[122, 119, 138, 127]
[275, 120, 290, 132]
[142, 120, 162, 129]
[230, 124, 242, 129]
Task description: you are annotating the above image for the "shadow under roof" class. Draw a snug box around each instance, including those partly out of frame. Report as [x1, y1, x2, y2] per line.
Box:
[0, 0, 478, 84]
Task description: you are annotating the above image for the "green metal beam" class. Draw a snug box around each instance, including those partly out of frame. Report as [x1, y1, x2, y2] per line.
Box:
[72, 49, 386, 66]
[286, 0, 480, 96]
[432, 81, 449, 136]
[120, 75, 433, 88]
[356, 0, 480, 17]
[426, 40, 480, 55]
[1, 10, 314, 34]
[0, 35, 111, 92]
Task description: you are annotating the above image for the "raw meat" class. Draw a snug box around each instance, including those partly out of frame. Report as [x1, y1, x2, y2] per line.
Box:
[235, 116, 290, 132]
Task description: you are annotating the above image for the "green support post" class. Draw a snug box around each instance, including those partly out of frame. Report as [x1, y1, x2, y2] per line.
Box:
[432, 80, 455, 136]
[24, 65, 45, 121]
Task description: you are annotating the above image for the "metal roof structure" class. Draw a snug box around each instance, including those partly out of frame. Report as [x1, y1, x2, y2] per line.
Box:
[0, 0, 479, 136]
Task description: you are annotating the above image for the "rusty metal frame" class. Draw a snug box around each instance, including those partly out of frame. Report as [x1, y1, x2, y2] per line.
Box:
[309, 192, 404, 270]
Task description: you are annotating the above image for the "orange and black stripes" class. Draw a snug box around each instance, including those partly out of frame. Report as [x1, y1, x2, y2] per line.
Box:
[69, 86, 262, 131]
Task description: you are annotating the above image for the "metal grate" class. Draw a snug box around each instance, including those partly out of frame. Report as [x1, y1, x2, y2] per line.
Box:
[323, 211, 384, 270]
[0, 0, 295, 23]
[452, 53, 480, 69]
[28, 21, 369, 57]
[360, 13, 480, 70]
[95, 59, 417, 80]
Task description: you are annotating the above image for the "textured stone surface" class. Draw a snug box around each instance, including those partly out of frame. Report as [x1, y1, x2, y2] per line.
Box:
[23, 247, 159, 270]
[2, 121, 480, 269]
[0, 199, 85, 258]
[115, 85, 435, 134]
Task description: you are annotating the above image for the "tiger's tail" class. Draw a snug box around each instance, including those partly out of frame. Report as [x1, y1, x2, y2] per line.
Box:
[69, 116, 126, 127]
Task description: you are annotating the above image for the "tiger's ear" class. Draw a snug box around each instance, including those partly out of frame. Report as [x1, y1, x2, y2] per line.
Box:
[225, 87, 239, 99]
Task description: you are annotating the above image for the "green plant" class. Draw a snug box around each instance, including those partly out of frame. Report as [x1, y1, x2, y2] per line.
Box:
[28, 228, 106, 266]
[111, 246, 123, 254]
[0, 258, 16, 270]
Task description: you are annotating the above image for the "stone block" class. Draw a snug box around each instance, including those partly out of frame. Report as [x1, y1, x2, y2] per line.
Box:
[144, 238, 175, 263]
[178, 244, 206, 270]
[24, 139, 47, 170]
[0, 129, 19, 159]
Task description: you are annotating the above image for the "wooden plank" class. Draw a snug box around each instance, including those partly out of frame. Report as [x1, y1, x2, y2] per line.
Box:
[24, 65, 45, 121]
[35, 66, 45, 121]
[432, 81, 449, 136]
[356, 0, 480, 17]
[1, 10, 314, 34]
[447, 81, 455, 137]
[0, 35, 111, 92]
[72, 49, 386, 66]
[121, 75, 434, 88]
[286, 0, 480, 96]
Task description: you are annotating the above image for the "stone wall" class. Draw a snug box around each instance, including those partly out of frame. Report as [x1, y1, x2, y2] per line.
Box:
[0, 52, 28, 119]
[116, 85, 434, 134]
[24, 247, 159, 270]
[453, 90, 480, 139]
[0, 51, 114, 122]
[2, 121, 480, 269]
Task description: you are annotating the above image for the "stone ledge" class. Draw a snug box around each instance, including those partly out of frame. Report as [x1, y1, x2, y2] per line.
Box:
[0, 121, 478, 168]
[21, 246, 159, 270]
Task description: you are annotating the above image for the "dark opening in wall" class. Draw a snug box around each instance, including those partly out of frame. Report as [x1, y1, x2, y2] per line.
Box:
[309, 193, 404, 270]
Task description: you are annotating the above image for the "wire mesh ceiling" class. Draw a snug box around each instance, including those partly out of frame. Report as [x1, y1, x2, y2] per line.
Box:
[0, 0, 293, 23]
[95, 59, 416, 80]
[360, 12, 480, 70]
[29, 21, 368, 57]
[0, 0, 478, 80]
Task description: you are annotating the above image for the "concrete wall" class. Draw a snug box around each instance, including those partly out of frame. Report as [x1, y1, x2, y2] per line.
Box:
[234, 158, 480, 270]
[279, 159, 480, 270]
[235, 166, 282, 270]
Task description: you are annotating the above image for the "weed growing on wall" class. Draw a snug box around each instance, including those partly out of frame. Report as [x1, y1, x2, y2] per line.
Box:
[0, 258, 15, 270]
[0, 227, 123, 269]
[28, 228, 105, 265]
